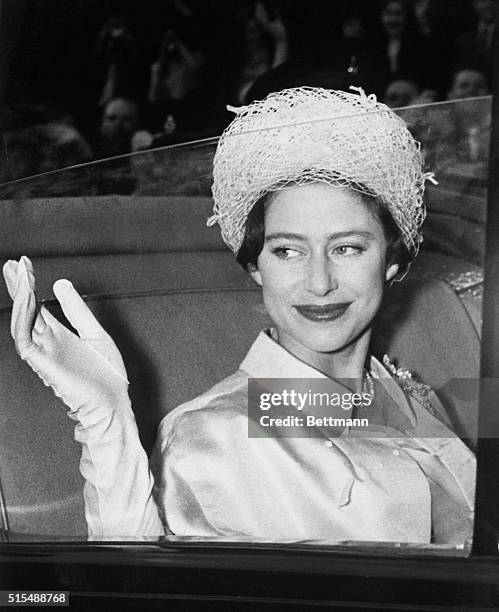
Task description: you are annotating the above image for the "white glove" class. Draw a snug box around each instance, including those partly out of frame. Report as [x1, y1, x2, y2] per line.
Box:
[2, 257, 164, 537]
[3, 256, 129, 416]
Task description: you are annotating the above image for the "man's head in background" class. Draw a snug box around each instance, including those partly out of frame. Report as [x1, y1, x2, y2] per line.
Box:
[384, 79, 420, 107]
[101, 97, 140, 144]
[447, 69, 489, 100]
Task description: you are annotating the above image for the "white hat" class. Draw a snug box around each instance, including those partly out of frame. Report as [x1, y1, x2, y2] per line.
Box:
[209, 86, 435, 257]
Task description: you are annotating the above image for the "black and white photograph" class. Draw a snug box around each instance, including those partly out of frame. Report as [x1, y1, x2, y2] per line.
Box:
[0, 0, 498, 609]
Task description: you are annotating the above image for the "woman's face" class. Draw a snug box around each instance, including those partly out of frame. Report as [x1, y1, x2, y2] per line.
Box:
[250, 184, 399, 367]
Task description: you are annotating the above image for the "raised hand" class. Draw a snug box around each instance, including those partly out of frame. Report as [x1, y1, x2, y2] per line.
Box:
[3, 256, 165, 536]
[3, 256, 129, 413]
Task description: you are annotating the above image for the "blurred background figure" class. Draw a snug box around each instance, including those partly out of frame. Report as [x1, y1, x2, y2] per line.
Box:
[235, 1, 288, 104]
[456, 0, 495, 87]
[376, 0, 423, 90]
[341, 14, 370, 75]
[147, 25, 212, 141]
[89, 96, 141, 195]
[2, 101, 91, 181]
[3, 129, 46, 182]
[149, 29, 205, 108]
[410, 0, 456, 96]
[411, 106, 457, 173]
[384, 79, 421, 107]
[0, 0, 493, 177]
[94, 15, 140, 108]
[447, 68, 490, 100]
[143, 0, 220, 142]
[246, 7, 384, 103]
[37, 124, 92, 173]
[327, 11, 386, 95]
[384, 78, 436, 107]
[219, 0, 289, 108]
[447, 68, 491, 163]
[93, 97, 140, 159]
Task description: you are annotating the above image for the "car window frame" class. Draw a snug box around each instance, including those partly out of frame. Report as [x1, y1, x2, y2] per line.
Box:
[472, 2, 499, 557]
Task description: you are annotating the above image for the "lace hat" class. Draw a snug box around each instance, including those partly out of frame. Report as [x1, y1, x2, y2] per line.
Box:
[209, 86, 436, 257]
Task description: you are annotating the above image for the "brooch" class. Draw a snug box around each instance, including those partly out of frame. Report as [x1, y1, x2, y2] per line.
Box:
[382, 354, 435, 413]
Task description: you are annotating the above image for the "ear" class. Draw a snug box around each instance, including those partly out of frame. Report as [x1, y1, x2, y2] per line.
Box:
[385, 262, 399, 283]
[248, 265, 262, 286]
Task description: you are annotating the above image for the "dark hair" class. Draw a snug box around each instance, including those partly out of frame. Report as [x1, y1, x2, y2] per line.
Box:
[236, 190, 413, 277]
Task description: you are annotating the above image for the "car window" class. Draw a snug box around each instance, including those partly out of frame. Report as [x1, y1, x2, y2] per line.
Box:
[0, 97, 489, 554]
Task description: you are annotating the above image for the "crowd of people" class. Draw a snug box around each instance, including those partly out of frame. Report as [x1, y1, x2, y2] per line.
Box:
[1, 0, 494, 184]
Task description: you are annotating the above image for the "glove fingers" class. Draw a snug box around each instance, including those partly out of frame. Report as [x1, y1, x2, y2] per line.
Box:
[53, 279, 107, 340]
[33, 305, 50, 335]
[11, 261, 38, 357]
[3, 260, 18, 301]
[20, 255, 35, 277]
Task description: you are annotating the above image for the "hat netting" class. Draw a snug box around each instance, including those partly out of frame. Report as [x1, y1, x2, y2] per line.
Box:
[209, 86, 434, 258]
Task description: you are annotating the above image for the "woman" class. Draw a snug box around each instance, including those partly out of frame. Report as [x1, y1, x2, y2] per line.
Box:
[2, 87, 475, 543]
[377, 0, 424, 91]
[218, 1, 288, 107]
[147, 27, 209, 136]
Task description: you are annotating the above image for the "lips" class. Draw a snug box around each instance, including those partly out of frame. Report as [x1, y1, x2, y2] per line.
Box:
[294, 303, 351, 322]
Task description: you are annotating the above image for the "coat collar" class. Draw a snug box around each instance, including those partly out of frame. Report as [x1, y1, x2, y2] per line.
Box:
[240, 329, 417, 427]
[240, 330, 475, 511]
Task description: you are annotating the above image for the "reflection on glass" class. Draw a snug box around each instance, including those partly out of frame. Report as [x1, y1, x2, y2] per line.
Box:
[0, 95, 486, 552]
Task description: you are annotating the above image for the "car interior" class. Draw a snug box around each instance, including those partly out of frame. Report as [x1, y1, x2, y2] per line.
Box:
[0, 98, 488, 542]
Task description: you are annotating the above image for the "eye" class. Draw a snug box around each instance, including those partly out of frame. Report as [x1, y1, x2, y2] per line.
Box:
[332, 245, 365, 257]
[271, 246, 302, 260]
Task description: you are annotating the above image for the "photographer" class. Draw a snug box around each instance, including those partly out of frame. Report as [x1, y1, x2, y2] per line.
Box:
[147, 24, 215, 141]
[94, 15, 139, 108]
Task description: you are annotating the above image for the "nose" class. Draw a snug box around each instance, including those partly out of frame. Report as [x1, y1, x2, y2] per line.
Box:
[305, 253, 339, 296]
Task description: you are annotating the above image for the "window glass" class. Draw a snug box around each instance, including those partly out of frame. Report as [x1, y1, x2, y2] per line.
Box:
[0, 97, 488, 554]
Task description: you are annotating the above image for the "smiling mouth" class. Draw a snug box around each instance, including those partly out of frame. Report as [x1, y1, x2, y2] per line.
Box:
[294, 303, 351, 322]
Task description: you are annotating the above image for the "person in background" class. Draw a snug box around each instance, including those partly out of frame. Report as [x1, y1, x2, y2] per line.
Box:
[447, 68, 490, 164]
[37, 124, 92, 174]
[447, 67, 489, 101]
[384, 79, 436, 108]
[148, 29, 205, 107]
[238, 1, 288, 105]
[329, 12, 387, 97]
[2, 101, 91, 181]
[456, 0, 495, 87]
[246, 10, 384, 103]
[219, 1, 289, 109]
[384, 79, 421, 108]
[93, 97, 141, 160]
[376, 0, 423, 92]
[146, 24, 215, 142]
[94, 15, 140, 109]
[87, 97, 141, 194]
[3, 129, 45, 182]
[410, 0, 456, 96]
[341, 14, 370, 75]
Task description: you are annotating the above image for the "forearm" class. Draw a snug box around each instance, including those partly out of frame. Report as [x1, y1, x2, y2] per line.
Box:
[272, 36, 288, 68]
[148, 62, 165, 103]
[69, 398, 165, 538]
[2, 259, 164, 537]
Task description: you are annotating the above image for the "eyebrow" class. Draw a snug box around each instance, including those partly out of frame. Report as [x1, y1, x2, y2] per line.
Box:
[264, 231, 375, 242]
